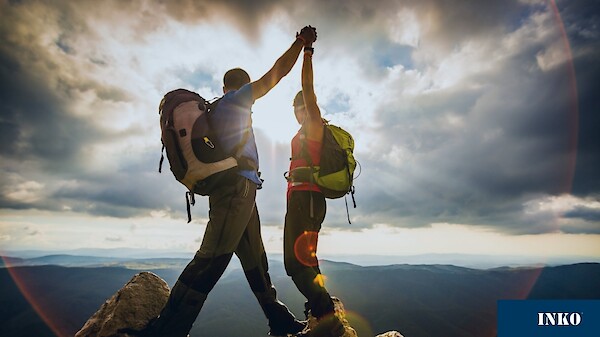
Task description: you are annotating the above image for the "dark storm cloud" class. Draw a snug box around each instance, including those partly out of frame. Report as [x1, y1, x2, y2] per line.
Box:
[0, 0, 598, 235]
[333, 0, 600, 234]
[161, 0, 282, 38]
[571, 48, 600, 195]
[0, 62, 106, 168]
[557, 0, 600, 196]
[217, 0, 532, 82]
[0, 0, 133, 167]
[0, 12, 119, 215]
[564, 206, 600, 223]
[0, 0, 154, 215]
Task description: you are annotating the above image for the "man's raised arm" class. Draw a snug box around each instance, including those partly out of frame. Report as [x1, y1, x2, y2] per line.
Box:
[251, 26, 317, 101]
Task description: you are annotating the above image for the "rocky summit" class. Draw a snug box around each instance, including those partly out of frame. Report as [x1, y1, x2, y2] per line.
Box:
[76, 272, 403, 337]
[75, 272, 169, 337]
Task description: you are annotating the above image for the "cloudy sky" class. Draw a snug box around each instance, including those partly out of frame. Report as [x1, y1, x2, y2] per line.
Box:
[1, 0, 599, 260]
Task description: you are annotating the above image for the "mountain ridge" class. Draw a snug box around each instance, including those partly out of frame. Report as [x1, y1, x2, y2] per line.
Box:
[4, 253, 599, 270]
[1, 260, 598, 337]
[4, 249, 599, 268]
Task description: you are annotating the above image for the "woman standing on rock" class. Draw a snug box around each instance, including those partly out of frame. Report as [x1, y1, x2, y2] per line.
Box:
[283, 26, 345, 337]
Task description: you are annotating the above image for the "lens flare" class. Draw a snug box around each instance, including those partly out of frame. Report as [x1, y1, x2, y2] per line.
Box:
[294, 230, 320, 267]
[343, 310, 374, 337]
[1, 256, 71, 337]
[0, 2, 581, 337]
[314, 273, 327, 287]
[549, 0, 579, 195]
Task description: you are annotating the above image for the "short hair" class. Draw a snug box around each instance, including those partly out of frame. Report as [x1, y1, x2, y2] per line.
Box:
[293, 90, 305, 107]
[223, 68, 251, 91]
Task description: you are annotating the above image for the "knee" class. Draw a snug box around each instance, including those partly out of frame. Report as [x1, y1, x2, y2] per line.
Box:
[284, 253, 302, 277]
[244, 265, 270, 293]
[179, 252, 233, 293]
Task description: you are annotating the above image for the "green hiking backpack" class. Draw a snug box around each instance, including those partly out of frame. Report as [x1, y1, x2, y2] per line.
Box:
[315, 123, 356, 199]
[287, 121, 358, 220]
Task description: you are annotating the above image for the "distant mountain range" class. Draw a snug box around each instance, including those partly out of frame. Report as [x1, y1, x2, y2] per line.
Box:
[4, 249, 600, 268]
[0, 254, 190, 269]
[1, 256, 599, 337]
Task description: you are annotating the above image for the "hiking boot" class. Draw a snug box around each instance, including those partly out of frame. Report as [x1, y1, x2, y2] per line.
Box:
[256, 294, 306, 336]
[269, 318, 307, 336]
[295, 315, 345, 337]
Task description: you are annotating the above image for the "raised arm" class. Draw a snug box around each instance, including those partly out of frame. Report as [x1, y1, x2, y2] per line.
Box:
[301, 34, 324, 140]
[301, 44, 321, 124]
[251, 27, 317, 101]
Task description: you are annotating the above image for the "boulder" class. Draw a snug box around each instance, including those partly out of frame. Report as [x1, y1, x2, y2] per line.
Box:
[75, 271, 169, 337]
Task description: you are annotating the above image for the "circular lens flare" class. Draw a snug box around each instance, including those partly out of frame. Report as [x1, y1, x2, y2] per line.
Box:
[294, 230, 320, 267]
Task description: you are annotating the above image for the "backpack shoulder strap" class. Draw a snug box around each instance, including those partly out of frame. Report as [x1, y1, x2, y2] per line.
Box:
[297, 120, 328, 165]
[207, 96, 256, 170]
[205, 97, 221, 114]
[233, 115, 252, 158]
[233, 116, 255, 170]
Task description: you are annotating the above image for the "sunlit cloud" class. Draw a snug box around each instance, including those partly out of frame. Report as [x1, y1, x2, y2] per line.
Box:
[0, 0, 598, 256]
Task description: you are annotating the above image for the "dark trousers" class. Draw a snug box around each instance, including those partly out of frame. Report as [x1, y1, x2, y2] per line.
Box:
[153, 176, 296, 337]
[181, 176, 265, 292]
[284, 191, 335, 319]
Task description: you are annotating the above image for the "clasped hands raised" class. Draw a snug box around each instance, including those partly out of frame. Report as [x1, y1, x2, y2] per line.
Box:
[297, 25, 317, 46]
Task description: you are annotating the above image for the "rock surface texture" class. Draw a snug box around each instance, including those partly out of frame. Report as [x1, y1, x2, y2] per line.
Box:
[75, 271, 169, 337]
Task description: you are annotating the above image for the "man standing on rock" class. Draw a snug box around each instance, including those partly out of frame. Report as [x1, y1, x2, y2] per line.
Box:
[128, 26, 318, 337]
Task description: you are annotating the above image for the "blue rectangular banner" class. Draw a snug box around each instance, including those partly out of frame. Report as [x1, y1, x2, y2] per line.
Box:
[498, 300, 600, 337]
